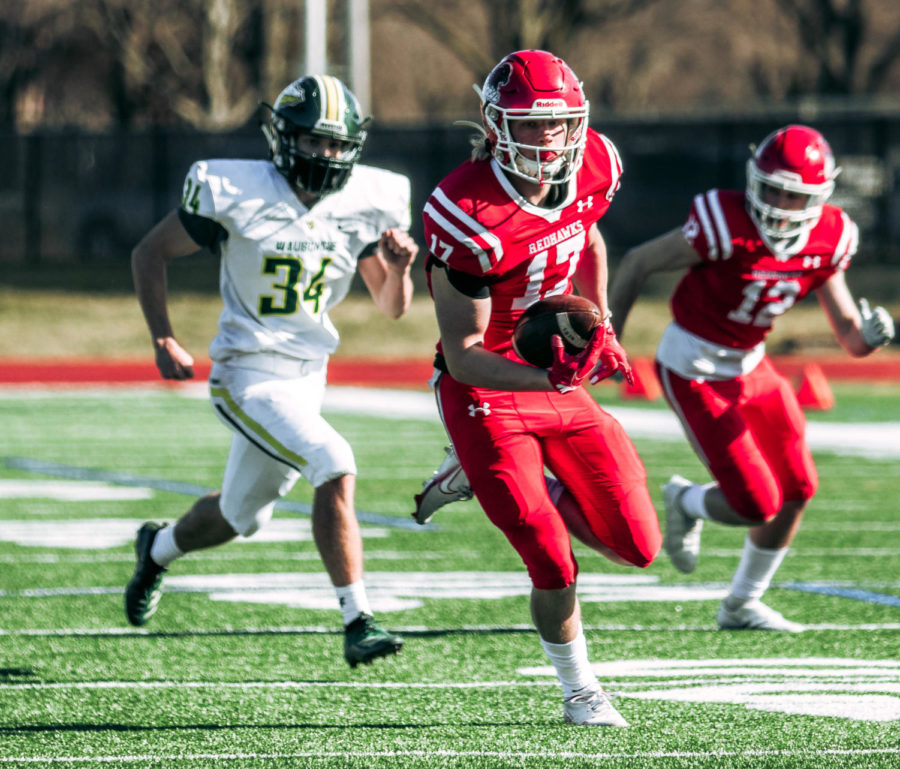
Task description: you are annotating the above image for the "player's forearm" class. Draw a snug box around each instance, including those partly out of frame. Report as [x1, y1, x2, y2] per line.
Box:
[443, 343, 553, 392]
[573, 264, 609, 318]
[131, 246, 176, 342]
[574, 227, 610, 317]
[608, 259, 646, 339]
[816, 278, 894, 357]
[829, 315, 887, 358]
[373, 267, 413, 319]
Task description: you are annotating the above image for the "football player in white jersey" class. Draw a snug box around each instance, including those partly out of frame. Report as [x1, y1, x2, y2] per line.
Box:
[126, 75, 417, 667]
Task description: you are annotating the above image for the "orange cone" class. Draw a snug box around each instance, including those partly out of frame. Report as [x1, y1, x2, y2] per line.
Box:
[795, 362, 834, 411]
[621, 357, 662, 401]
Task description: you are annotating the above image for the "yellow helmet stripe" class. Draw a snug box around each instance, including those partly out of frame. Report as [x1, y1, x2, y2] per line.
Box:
[319, 75, 343, 125]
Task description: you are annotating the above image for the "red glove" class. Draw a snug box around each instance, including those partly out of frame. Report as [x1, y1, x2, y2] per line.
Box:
[547, 331, 606, 394]
[589, 327, 634, 385]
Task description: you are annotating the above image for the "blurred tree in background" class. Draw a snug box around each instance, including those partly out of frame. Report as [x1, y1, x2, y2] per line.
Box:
[2, 0, 900, 131]
[2, 0, 900, 293]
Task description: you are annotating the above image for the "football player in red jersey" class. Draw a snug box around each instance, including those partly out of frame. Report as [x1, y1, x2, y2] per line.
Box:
[420, 50, 662, 727]
[610, 124, 895, 632]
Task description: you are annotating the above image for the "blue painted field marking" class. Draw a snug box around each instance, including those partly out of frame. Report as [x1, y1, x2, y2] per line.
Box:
[782, 581, 900, 607]
[2, 456, 431, 532]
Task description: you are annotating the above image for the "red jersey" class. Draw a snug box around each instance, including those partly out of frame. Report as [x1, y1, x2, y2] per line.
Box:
[423, 129, 623, 355]
[673, 189, 858, 349]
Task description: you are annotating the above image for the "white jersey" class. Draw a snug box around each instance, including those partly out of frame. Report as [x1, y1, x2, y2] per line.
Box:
[181, 159, 411, 362]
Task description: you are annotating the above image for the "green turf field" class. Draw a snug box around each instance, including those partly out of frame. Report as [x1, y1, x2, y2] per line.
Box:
[1, 384, 898, 768]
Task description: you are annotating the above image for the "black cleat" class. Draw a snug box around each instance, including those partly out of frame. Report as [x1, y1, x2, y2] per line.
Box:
[124, 522, 167, 626]
[343, 613, 403, 668]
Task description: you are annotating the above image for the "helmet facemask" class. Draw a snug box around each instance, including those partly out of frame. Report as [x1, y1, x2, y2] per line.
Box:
[260, 75, 369, 196]
[482, 101, 588, 185]
[266, 115, 364, 195]
[746, 161, 835, 242]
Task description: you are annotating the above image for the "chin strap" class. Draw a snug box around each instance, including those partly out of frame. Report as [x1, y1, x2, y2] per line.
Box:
[453, 119, 486, 134]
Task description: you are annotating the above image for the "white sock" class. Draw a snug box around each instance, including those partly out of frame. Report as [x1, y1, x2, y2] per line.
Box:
[726, 535, 790, 607]
[680, 482, 716, 520]
[540, 626, 597, 699]
[336, 580, 372, 626]
[149, 525, 183, 568]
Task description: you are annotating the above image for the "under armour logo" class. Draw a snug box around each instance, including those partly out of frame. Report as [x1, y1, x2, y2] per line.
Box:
[468, 403, 491, 417]
[577, 196, 594, 213]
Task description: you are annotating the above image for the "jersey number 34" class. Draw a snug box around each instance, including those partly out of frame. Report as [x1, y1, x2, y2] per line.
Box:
[259, 255, 332, 316]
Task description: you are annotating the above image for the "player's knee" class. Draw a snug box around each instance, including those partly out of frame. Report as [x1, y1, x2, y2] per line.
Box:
[615, 532, 662, 569]
[504, 527, 578, 590]
[744, 475, 816, 521]
[526, 559, 578, 591]
[729, 487, 782, 522]
[792, 475, 818, 502]
[220, 494, 276, 537]
[632, 537, 662, 569]
[304, 439, 357, 488]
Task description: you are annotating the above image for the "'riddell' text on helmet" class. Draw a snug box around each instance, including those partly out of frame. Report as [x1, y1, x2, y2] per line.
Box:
[746, 125, 840, 251]
[261, 75, 370, 196]
[479, 50, 589, 186]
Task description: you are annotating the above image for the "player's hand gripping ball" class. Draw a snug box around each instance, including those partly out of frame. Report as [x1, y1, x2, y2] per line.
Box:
[512, 294, 604, 368]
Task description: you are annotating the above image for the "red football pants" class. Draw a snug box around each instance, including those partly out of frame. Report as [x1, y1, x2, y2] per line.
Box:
[656, 356, 818, 522]
[437, 374, 661, 590]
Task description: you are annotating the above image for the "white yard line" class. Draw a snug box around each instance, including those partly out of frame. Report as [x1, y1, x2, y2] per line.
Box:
[0, 748, 897, 764]
[2, 621, 899, 637]
[5, 547, 900, 565]
[318, 387, 900, 459]
[2, 384, 898, 457]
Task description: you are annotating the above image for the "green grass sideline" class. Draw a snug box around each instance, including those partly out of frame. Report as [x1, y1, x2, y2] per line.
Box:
[4, 288, 898, 361]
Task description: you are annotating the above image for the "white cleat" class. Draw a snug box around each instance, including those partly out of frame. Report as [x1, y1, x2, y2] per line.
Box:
[717, 599, 805, 632]
[563, 683, 629, 727]
[662, 474, 703, 573]
[413, 446, 473, 525]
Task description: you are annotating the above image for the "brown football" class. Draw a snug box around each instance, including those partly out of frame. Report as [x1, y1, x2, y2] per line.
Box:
[512, 294, 603, 368]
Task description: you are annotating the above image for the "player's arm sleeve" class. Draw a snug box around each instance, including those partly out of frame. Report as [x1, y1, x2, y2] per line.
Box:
[357, 241, 379, 260]
[597, 132, 624, 206]
[178, 160, 229, 251]
[832, 211, 859, 271]
[422, 185, 501, 275]
[429, 256, 492, 298]
[177, 208, 228, 250]
[680, 190, 725, 261]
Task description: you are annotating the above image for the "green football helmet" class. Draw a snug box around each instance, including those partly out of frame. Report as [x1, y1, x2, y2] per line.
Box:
[261, 75, 370, 195]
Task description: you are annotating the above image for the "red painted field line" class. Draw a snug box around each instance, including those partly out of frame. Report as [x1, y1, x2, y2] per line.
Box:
[0, 358, 434, 388]
[0, 355, 897, 387]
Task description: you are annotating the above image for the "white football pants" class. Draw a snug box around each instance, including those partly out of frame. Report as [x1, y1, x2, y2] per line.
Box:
[208, 354, 356, 536]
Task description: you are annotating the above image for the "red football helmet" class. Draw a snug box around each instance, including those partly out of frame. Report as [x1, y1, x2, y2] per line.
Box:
[746, 124, 840, 243]
[478, 50, 589, 185]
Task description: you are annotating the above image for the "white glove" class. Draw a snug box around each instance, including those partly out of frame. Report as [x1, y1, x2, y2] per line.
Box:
[859, 298, 895, 349]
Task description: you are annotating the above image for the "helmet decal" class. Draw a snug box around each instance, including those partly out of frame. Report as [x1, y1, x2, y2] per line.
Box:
[483, 63, 513, 105]
[275, 82, 306, 108]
